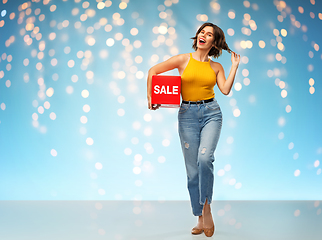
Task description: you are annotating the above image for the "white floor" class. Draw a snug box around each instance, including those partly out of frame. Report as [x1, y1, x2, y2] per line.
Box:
[0, 201, 321, 240]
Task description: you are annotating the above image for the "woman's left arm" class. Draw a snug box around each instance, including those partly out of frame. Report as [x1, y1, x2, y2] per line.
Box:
[215, 52, 240, 95]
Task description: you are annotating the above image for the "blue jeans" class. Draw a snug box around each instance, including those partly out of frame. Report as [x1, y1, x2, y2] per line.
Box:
[178, 99, 223, 216]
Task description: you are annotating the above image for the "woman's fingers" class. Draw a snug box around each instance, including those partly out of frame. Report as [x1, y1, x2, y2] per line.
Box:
[151, 104, 161, 110]
[148, 100, 160, 110]
[231, 51, 240, 64]
[232, 51, 239, 56]
[233, 52, 239, 58]
[147, 96, 160, 110]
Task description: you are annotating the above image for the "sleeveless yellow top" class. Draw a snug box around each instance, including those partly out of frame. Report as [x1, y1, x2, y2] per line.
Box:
[181, 53, 217, 101]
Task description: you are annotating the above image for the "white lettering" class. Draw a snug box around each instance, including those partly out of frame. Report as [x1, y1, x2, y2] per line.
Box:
[154, 85, 160, 94]
[153, 85, 179, 95]
[173, 86, 178, 95]
[166, 86, 172, 94]
[160, 86, 166, 94]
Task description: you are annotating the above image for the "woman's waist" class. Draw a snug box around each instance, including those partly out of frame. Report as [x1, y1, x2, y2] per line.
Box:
[181, 91, 215, 101]
[181, 85, 215, 101]
[182, 97, 214, 104]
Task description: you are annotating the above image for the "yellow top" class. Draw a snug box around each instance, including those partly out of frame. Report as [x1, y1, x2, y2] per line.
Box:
[181, 53, 217, 101]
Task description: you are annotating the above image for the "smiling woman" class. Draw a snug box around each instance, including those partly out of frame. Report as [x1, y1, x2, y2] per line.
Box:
[191, 22, 232, 59]
[147, 22, 240, 237]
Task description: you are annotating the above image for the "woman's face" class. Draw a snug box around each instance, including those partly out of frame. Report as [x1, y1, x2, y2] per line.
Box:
[197, 26, 215, 50]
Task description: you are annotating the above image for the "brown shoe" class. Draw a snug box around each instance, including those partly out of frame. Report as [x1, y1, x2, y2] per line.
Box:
[191, 226, 203, 235]
[203, 224, 215, 237]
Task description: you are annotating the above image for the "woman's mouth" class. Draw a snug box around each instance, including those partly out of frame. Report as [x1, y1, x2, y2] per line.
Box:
[199, 38, 206, 44]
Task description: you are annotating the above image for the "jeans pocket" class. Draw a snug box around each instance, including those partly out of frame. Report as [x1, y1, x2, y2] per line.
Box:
[205, 101, 220, 111]
[179, 104, 189, 114]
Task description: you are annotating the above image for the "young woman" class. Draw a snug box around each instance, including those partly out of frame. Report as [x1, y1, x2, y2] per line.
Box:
[147, 22, 240, 237]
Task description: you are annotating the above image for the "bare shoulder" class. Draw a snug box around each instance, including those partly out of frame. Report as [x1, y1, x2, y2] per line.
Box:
[210, 60, 224, 74]
[180, 53, 191, 59]
[150, 53, 191, 74]
[172, 53, 190, 63]
[210, 60, 223, 69]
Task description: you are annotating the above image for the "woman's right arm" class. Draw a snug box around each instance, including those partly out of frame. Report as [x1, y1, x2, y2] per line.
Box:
[147, 54, 186, 110]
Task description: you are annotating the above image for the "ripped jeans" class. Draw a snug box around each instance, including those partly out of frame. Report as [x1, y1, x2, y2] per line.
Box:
[178, 99, 222, 216]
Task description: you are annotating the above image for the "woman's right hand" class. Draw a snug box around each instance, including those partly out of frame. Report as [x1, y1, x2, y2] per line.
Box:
[148, 95, 161, 110]
[231, 51, 240, 67]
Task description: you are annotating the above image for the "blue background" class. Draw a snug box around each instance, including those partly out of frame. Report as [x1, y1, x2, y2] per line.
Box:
[0, 0, 321, 200]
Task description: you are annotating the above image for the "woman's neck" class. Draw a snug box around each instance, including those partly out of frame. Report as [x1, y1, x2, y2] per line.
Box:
[193, 49, 210, 62]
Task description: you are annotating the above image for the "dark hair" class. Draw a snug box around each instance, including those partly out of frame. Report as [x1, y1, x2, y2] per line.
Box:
[191, 22, 232, 58]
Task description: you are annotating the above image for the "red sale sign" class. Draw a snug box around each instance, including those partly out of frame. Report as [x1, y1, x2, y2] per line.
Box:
[151, 75, 181, 108]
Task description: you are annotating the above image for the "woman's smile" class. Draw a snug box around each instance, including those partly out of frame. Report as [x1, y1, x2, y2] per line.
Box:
[199, 38, 206, 44]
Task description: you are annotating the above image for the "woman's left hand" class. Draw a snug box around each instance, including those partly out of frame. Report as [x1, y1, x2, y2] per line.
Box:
[231, 51, 240, 67]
